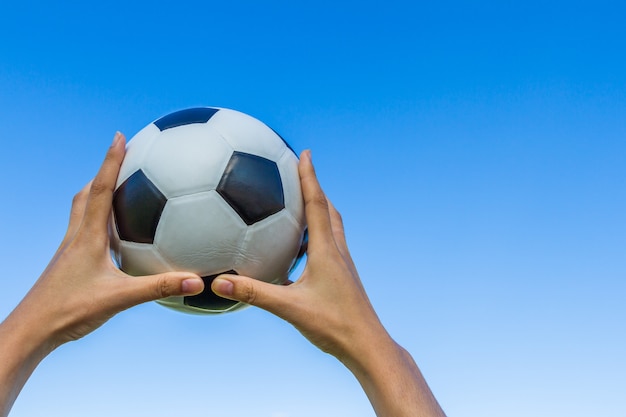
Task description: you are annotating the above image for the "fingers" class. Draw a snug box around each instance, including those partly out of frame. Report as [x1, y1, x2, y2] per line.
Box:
[82, 132, 126, 234]
[298, 150, 334, 254]
[326, 198, 348, 255]
[299, 151, 357, 273]
[211, 275, 292, 318]
[57, 181, 92, 253]
[113, 271, 204, 309]
[69, 182, 92, 228]
[326, 199, 359, 278]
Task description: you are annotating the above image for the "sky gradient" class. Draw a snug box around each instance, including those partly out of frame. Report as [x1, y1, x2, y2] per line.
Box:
[1, 1, 625, 416]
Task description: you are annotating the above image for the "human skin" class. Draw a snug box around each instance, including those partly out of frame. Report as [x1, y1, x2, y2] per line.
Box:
[212, 150, 446, 417]
[0, 133, 205, 417]
[0, 134, 445, 417]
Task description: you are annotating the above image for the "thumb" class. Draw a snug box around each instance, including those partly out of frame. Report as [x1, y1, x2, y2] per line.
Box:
[211, 274, 290, 315]
[119, 272, 204, 308]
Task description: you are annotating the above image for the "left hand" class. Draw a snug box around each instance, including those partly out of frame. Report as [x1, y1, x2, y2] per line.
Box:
[1, 132, 204, 416]
[12, 132, 204, 348]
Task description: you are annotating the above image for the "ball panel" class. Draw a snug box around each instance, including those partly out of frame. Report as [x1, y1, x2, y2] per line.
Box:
[236, 212, 304, 284]
[154, 191, 247, 275]
[289, 228, 308, 275]
[115, 241, 173, 276]
[183, 270, 240, 311]
[153, 107, 220, 131]
[217, 152, 285, 225]
[269, 127, 298, 157]
[142, 124, 233, 198]
[209, 108, 286, 160]
[155, 296, 187, 310]
[277, 150, 305, 227]
[156, 296, 249, 315]
[113, 169, 167, 244]
[109, 212, 123, 267]
[117, 124, 160, 186]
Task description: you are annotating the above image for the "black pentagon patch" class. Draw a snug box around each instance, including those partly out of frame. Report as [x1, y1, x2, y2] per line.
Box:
[217, 152, 285, 225]
[184, 270, 239, 310]
[113, 169, 167, 244]
[153, 107, 220, 131]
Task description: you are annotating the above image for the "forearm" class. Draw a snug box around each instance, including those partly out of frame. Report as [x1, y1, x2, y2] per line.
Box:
[0, 306, 56, 417]
[342, 329, 446, 417]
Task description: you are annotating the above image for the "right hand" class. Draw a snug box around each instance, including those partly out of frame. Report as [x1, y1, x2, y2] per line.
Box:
[211, 150, 446, 417]
[211, 150, 387, 363]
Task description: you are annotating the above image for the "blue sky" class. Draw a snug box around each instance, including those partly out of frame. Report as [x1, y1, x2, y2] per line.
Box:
[1, 1, 625, 416]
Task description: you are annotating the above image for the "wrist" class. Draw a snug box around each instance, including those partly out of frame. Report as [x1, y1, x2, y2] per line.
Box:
[0, 301, 59, 379]
[338, 325, 445, 417]
[337, 322, 401, 380]
[0, 304, 58, 417]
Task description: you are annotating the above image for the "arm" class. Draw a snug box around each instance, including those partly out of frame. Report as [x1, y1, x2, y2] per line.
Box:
[211, 150, 446, 417]
[0, 132, 204, 417]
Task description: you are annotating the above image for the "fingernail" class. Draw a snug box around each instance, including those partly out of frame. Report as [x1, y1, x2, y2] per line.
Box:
[212, 278, 234, 296]
[181, 278, 204, 295]
[112, 131, 122, 147]
[303, 149, 312, 162]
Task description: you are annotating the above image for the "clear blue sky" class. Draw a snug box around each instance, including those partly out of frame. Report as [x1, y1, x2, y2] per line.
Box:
[1, 1, 625, 416]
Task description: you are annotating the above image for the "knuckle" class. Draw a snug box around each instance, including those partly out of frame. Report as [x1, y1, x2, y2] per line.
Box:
[72, 191, 84, 206]
[155, 275, 173, 299]
[308, 191, 329, 211]
[240, 281, 258, 305]
[89, 178, 109, 196]
[332, 207, 344, 226]
[72, 188, 89, 208]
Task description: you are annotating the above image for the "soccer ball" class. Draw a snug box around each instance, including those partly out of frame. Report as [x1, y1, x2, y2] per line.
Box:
[109, 107, 307, 314]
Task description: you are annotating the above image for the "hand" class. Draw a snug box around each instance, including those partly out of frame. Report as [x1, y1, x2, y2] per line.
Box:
[211, 151, 446, 417]
[17, 132, 205, 345]
[0, 132, 204, 417]
[214, 149, 382, 359]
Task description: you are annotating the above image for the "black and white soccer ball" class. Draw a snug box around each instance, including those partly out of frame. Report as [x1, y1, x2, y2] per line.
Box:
[109, 107, 307, 315]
